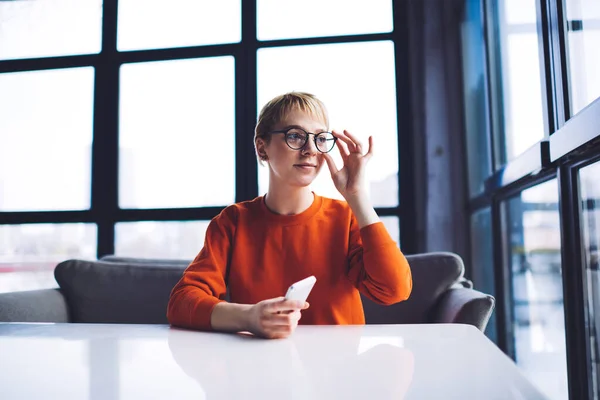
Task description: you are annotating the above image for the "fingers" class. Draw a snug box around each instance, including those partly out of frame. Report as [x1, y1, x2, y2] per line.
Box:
[321, 152, 339, 176]
[364, 135, 374, 161]
[265, 310, 302, 326]
[264, 298, 305, 313]
[333, 130, 368, 155]
[342, 130, 363, 153]
[332, 130, 350, 158]
[259, 309, 302, 339]
[252, 298, 310, 339]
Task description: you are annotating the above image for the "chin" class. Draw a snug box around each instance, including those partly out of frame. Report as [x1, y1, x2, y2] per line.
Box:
[291, 176, 317, 188]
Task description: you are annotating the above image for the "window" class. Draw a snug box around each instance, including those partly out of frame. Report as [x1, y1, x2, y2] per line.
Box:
[504, 179, 567, 400]
[489, 0, 545, 165]
[580, 161, 600, 399]
[257, 0, 393, 40]
[380, 216, 400, 247]
[0, 224, 97, 293]
[564, 0, 600, 116]
[1, 1, 405, 294]
[470, 208, 497, 342]
[115, 221, 210, 259]
[117, 0, 241, 51]
[461, 0, 493, 196]
[0, 0, 102, 60]
[257, 41, 399, 208]
[119, 57, 236, 209]
[0, 68, 94, 211]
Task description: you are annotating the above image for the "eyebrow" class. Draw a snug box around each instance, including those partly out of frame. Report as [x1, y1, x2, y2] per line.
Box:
[281, 125, 327, 133]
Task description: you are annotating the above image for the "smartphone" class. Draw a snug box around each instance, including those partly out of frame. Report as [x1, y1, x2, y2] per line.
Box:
[284, 275, 317, 303]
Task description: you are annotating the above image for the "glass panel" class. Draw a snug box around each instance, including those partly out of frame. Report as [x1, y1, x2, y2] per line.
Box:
[580, 161, 600, 399]
[461, 0, 493, 196]
[257, 41, 399, 207]
[470, 208, 497, 342]
[257, 0, 393, 40]
[119, 57, 235, 209]
[0, 223, 97, 293]
[0, 68, 94, 211]
[505, 179, 567, 400]
[490, 0, 545, 165]
[115, 221, 210, 260]
[564, 0, 600, 115]
[117, 0, 241, 51]
[0, 0, 102, 60]
[380, 216, 400, 247]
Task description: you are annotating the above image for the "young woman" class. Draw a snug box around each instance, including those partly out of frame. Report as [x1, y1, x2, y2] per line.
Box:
[167, 92, 412, 339]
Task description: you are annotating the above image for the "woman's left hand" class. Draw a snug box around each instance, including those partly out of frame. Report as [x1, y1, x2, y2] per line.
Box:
[322, 129, 373, 201]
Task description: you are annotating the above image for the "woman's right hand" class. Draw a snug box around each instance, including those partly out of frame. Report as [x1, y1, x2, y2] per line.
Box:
[246, 297, 309, 339]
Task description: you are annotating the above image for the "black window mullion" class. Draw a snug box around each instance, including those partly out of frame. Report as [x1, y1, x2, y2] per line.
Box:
[492, 195, 514, 357]
[91, 0, 119, 257]
[393, 0, 420, 254]
[558, 163, 593, 400]
[548, 0, 570, 126]
[537, 0, 558, 136]
[235, 0, 258, 202]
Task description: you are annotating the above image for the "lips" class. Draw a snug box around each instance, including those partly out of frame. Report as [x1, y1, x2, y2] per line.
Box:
[294, 164, 317, 167]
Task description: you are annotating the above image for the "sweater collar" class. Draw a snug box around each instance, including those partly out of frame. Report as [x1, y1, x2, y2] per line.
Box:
[258, 192, 323, 225]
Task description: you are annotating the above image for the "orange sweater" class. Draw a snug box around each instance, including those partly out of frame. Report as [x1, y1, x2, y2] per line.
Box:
[167, 194, 412, 330]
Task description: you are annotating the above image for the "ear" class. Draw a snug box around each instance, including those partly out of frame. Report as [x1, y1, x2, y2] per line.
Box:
[255, 137, 269, 161]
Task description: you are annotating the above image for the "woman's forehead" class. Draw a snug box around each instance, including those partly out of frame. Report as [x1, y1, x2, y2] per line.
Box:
[277, 108, 328, 130]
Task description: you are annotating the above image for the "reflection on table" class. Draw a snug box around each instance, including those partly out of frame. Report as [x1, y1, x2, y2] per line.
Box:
[0, 323, 549, 399]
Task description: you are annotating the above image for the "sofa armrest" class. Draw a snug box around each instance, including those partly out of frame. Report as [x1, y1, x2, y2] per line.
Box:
[0, 289, 70, 323]
[430, 288, 495, 331]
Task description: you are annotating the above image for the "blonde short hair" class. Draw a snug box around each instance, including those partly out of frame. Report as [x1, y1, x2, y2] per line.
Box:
[254, 92, 329, 162]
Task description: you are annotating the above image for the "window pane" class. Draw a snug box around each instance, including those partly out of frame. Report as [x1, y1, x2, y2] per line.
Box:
[0, 0, 102, 60]
[257, 41, 399, 207]
[257, 0, 393, 41]
[504, 180, 567, 400]
[380, 216, 400, 247]
[580, 161, 600, 399]
[119, 57, 235, 209]
[117, 0, 241, 51]
[470, 208, 497, 342]
[564, 0, 600, 116]
[0, 68, 94, 211]
[461, 0, 492, 196]
[115, 221, 210, 259]
[0, 223, 97, 293]
[490, 0, 545, 165]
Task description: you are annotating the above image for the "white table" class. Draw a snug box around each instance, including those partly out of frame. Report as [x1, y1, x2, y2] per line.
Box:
[0, 323, 548, 400]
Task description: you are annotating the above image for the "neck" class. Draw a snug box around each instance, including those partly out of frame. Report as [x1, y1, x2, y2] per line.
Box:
[265, 178, 314, 216]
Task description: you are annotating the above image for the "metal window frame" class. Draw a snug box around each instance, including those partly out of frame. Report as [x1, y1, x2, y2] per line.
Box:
[467, 0, 600, 398]
[0, 1, 412, 258]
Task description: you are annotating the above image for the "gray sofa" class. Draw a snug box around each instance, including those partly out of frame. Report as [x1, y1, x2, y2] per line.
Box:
[0, 252, 495, 331]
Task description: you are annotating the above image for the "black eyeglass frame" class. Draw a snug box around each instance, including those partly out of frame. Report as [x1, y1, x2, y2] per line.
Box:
[267, 127, 338, 153]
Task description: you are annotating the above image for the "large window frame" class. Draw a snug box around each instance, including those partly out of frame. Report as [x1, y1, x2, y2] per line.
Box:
[464, 0, 600, 398]
[0, 2, 416, 259]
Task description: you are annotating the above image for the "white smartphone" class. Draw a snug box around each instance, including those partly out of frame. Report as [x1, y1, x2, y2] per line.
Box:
[284, 275, 317, 303]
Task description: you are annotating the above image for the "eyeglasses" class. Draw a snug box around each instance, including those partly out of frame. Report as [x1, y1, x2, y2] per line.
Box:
[267, 127, 337, 153]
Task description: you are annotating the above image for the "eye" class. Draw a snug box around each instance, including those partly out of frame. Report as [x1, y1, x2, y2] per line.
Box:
[287, 129, 307, 141]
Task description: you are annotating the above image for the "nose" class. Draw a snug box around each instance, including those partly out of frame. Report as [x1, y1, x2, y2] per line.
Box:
[301, 136, 318, 155]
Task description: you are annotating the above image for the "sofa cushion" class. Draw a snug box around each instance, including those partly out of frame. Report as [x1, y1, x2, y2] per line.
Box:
[56, 252, 464, 325]
[100, 255, 190, 266]
[361, 252, 464, 324]
[54, 259, 187, 324]
[0, 289, 70, 323]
